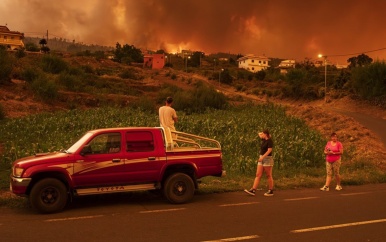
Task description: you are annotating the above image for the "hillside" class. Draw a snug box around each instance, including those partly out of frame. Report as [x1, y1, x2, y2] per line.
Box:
[1, 55, 386, 170]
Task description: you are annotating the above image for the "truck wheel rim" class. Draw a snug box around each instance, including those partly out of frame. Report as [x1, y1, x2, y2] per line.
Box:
[40, 187, 59, 204]
[173, 181, 186, 196]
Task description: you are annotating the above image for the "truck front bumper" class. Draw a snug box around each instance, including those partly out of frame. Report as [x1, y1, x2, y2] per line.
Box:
[10, 176, 31, 196]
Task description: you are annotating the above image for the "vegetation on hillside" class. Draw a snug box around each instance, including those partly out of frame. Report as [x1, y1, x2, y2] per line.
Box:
[2, 44, 385, 113]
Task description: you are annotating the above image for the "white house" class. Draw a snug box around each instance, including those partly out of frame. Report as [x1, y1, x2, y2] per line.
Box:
[278, 59, 296, 74]
[237, 54, 270, 73]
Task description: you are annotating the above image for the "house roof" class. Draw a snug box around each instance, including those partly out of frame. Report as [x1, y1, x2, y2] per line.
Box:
[237, 54, 270, 62]
[278, 59, 296, 68]
[0, 25, 10, 32]
[0, 25, 24, 36]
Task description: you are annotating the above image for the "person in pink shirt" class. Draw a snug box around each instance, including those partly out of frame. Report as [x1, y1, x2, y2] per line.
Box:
[320, 132, 344, 191]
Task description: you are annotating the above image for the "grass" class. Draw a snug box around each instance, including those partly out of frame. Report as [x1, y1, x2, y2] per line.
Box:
[1, 104, 385, 208]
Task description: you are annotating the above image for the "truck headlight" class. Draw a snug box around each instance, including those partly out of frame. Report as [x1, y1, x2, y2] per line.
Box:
[13, 167, 24, 177]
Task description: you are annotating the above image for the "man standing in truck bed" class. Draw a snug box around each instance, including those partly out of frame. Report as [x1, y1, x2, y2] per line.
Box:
[159, 96, 178, 142]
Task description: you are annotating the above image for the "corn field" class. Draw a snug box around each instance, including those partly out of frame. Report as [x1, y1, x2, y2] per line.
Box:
[0, 104, 326, 175]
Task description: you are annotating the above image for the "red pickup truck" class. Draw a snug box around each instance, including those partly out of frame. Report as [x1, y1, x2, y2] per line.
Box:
[10, 127, 225, 213]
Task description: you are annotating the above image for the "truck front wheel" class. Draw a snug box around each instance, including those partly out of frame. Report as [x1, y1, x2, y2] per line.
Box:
[164, 173, 195, 204]
[30, 178, 68, 214]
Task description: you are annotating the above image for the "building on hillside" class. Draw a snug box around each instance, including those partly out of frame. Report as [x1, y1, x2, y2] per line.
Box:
[335, 63, 348, 69]
[0, 25, 24, 50]
[237, 54, 270, 73]
[278, 59, 296, 74]
[143, 53, 165, 69]
[179, 50, 192, 58]
[314, 60, 324, 67]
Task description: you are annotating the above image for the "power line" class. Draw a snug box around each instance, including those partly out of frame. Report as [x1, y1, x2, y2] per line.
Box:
[328, 47, 386, 57]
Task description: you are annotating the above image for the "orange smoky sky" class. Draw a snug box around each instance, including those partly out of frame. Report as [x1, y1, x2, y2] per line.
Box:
[1, 0, 386, 64]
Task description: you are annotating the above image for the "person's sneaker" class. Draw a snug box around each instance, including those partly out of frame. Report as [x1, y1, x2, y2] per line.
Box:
[320, 185, 329, 191]
[264, 189, 274, 196]
[244, 188, 256, 196]
[335, 185, 343, 191]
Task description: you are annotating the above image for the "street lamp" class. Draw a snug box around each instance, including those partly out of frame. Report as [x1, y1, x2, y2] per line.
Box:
[318, 54, 327, 103]
[185, 56, 190, 72]
[219, 68, 224, 86]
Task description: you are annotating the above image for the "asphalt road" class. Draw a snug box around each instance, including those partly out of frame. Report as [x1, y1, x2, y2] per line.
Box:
[1, 183, 386, 242]
[332, 109, 386, 148]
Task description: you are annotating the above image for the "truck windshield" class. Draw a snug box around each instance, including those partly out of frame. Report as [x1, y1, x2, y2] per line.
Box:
[66, 132, 94, 153]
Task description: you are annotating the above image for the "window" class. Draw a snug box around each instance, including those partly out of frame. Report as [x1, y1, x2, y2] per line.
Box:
[126, 131, 154, 152]
[84, 133, 121, 154]
[251, 60, 254, 63]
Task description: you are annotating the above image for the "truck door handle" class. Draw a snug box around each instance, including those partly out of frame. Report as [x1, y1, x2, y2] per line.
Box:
[148, 157, 156, 161]
[112, 159, 121, 163]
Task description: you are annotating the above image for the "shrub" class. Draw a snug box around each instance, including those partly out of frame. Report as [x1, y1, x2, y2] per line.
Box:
[93, 51, 105, 61]
[41, 54, 68, 74]
[57, 72, 82, 92]
[119, 68, 138, 79]
[15, 49, 26, 59]
[96, 67, 114, 76]
[0, 47, 13, 84]
[255, 70, 266, 81]
[350, 61, 386, 99]
[0, 104, 6, 120]
[131, 96, 155, 113]
[235, 84, 244, 91]
[25, 42, 40, 52]
[30, 76, 58, 102]
[21, 67, 42, 83]
[67, 66, 85, 76]
[81, 65, 95, 74]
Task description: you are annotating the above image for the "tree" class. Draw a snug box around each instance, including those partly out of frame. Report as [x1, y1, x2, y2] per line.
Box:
[190, 51, 204, 67]
[213, 68, 233, 84]
[347, 53, 373, 69]
[39, 38, 47, 47]
[113, 43, 143, 64]
[39, 39, 50, 53]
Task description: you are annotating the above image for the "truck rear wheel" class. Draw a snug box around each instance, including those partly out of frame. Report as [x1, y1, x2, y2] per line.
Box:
[30, 178, 68, 214]
[164, 173, 195, 204]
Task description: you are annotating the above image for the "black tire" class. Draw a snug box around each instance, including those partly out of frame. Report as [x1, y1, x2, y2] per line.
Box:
[30, 178, 68, 214]
[163, 173, 195, 204]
